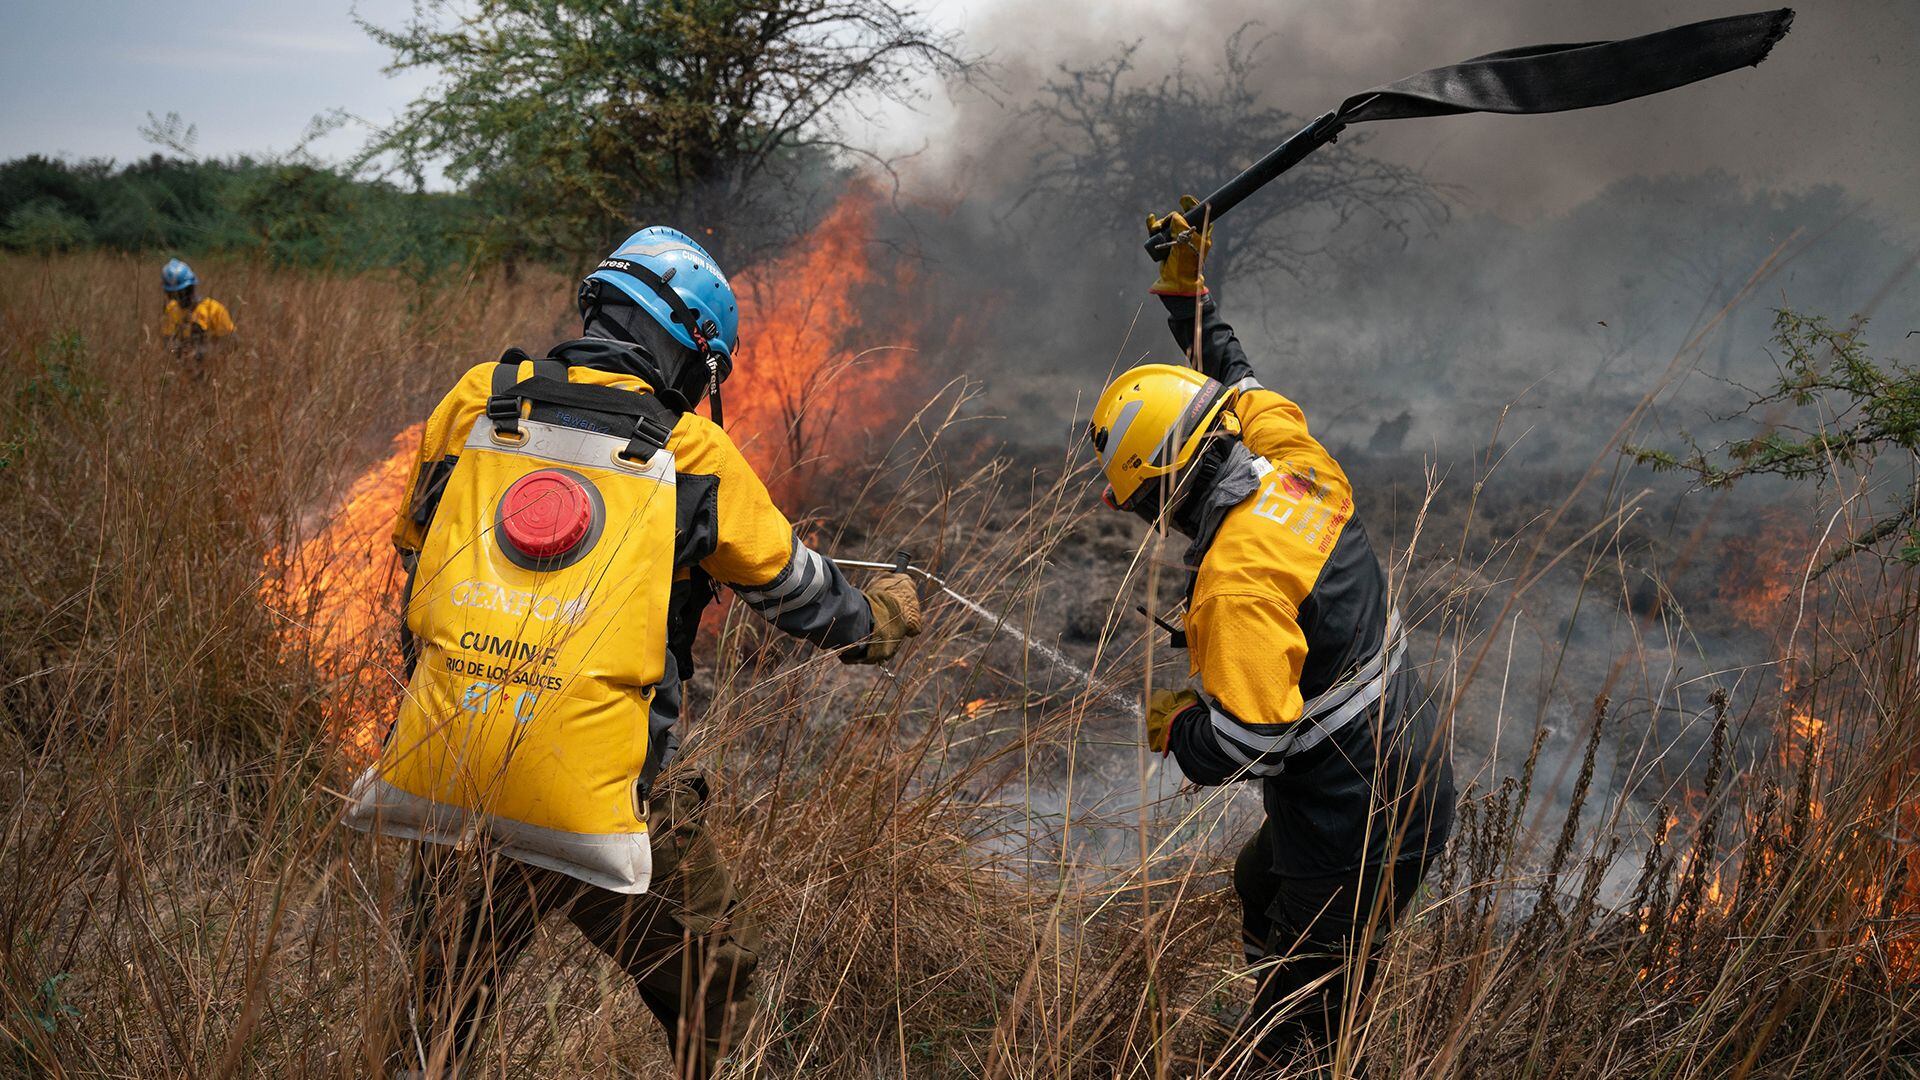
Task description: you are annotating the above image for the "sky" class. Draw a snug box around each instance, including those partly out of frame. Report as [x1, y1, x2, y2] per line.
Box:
[0, 0, 435, 169]
[2, 0, 1915, 226]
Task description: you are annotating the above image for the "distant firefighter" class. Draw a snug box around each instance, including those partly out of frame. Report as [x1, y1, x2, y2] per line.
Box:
[159, 258, 234, 360]
[1088, 203, 1455, 1068]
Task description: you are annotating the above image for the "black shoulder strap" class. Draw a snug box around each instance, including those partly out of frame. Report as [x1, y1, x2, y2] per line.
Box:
[593, 257, 720, 350]
[486, 349, 532, 436]
[620, 391, 678, 463]
[485, 345, 678, 462]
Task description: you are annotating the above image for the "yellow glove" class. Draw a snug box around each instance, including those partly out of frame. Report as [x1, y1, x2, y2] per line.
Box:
[843, 572, 923, 665]
[1146, 688, 1202, 755]
[1146, 194, 1211, 298]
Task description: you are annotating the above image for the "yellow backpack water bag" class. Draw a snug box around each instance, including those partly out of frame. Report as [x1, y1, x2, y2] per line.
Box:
[347, 358, 679, 893]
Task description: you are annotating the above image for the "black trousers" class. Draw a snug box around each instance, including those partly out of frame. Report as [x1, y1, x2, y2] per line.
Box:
[385, 786, 759, 1079]
[1232, 820, 1433, 1061]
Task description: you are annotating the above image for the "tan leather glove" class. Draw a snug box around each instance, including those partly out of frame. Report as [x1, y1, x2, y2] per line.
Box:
[843, 572, 922, 665]
[1146, 688, 1202, 754]
[1147, 195, 1211, 297]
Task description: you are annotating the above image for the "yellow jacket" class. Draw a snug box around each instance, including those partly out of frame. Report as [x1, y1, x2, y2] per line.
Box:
[394, 360, 792, 587]
[162, 297, 235, 340]
[1158, 295, 1452, 877]
[392, 341, 876, 730]
[1184, 387, 1357, 732]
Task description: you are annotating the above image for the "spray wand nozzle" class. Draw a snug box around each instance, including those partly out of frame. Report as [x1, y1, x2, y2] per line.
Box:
[829, 550, 1144, 719]
[832, 551, 933, 586]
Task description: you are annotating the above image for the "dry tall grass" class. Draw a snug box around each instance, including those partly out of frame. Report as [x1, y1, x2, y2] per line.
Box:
[1, 254, 1915, 1077]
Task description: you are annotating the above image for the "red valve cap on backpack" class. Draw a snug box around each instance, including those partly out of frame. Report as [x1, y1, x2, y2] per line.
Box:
[499, 470, 594, 559]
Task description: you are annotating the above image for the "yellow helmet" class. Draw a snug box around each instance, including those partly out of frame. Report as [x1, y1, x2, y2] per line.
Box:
[1088, 363, 1236, 512]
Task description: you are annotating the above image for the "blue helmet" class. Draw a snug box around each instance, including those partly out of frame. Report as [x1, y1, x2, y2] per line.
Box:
[161, 258, 196, 293]
[582, 228, 739, 360]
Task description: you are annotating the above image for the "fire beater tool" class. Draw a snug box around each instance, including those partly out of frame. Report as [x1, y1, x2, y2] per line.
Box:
[833, 552, 1144, 719]
[1147, 8, 1795, 258]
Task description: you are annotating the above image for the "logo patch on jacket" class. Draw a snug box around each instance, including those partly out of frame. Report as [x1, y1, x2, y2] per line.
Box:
[1250, 464, 1351, 553]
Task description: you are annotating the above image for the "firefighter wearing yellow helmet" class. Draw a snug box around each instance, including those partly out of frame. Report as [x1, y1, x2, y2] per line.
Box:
[347, 227, 920, 1079]
[1089, 206, 1454, 1066]
[1089, 362, 1237, 515]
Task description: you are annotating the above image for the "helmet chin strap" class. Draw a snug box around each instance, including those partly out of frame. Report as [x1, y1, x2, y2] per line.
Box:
[585, 262, 732, 425]
[593, 256, 723, 356]
[1130, 432, 1231, 533]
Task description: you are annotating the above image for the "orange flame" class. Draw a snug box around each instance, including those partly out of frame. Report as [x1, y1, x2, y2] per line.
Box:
[1788, 709, 1824, 744]
[266, 424, 418, 761]
[724, 182, 921, 496]
[1717, 513, 1801, 636]
[1714, 530, 1920, 982]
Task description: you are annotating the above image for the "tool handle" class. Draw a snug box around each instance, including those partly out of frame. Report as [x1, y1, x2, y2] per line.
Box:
[1146, 109, 1347, 260]
[829, 554, 939, 588]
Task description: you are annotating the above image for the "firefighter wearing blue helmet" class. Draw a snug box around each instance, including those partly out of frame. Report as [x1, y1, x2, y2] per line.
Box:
[579, 226, 741, 423]
[161, 258, 195, 293]
[159, 258, 234, 360]
[374, 225, 920, 1078]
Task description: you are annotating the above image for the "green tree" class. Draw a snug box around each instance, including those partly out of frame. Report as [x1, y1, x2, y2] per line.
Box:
[0, 153, 477, 273]
[361, 0, 977, 264]
[1631, 310, 1920, 571]
[1, 201, 90, 253]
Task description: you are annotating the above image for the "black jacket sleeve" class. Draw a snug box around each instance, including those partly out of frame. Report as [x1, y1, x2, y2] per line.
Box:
[1165, 698, 1292, 786]
[1162, 294, 1259, 390]
[1167, 707, 1242, 785]
[729, 537, 874, 649]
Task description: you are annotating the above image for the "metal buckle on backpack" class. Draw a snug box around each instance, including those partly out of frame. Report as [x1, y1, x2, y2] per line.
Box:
[616, 412, 675, 466]
[485, 394, 526, 443]
[633, 413, 674, 448]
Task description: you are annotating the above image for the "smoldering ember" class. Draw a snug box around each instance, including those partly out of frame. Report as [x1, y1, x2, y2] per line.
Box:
[2, 2, 1917, 1077]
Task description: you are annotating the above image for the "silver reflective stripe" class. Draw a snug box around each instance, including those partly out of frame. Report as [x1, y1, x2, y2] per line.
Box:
[1187, 674, 1286, 776]
[733, 540, 806, 604]
[1101, 399, 1145, 470]
[464, 417, 677, 484]
[615, 239, 690, 259]
[765, 549, 830, 617]
[1206, 704, 1293, 753]
[1298, 610, 1402, 724]
[1286, 633, 1408, 758]
[343, 773, 655, 894]
[1192, 608, 1406, 771]
[1205, 706, 1287, 777]
[1229, 376, 1263, 394]
[735, 540, 825, 608]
